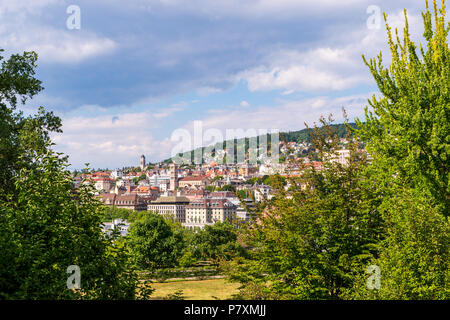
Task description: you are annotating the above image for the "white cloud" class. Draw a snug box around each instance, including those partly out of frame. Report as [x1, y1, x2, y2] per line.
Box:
[52, 111, 175, 169]
[154, 106, 185, 118]
[239, 47, 368, 93]
[238, 8, 424, 94]
[240, 101, 250, 107]
[0, 0, 59, 14]
[0, 1, 118, 63]
[196, 86, 223, 96]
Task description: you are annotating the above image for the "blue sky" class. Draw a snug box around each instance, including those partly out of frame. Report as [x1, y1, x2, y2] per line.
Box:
[0, 0, 430, 169]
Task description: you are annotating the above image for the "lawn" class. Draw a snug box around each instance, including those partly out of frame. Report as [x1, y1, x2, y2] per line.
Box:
[149, 278, 240, 300]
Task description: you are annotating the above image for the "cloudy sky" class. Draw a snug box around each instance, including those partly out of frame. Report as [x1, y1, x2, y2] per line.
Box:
[0, 0, 430, 169]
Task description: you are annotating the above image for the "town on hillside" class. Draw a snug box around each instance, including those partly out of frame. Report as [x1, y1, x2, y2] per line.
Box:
[72, 138, 365, 235]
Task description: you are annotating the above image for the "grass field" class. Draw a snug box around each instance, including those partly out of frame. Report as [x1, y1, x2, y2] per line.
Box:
[149, 278, 240, 300]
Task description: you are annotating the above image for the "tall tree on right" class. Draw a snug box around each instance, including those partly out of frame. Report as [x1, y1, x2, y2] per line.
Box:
[353, 0, 449, 299]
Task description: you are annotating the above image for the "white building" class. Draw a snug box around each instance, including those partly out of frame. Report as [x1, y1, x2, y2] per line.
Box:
[184, 199, 236, 230]
[102, 219, 130, 237]
[110, 169, 123, 180]
[253, 184, 274, 202]
[147, 196, 190, 223]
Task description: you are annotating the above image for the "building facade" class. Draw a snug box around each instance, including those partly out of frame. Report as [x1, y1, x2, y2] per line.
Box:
[184, 198, 236, 230]
[147, 195, 190, 223]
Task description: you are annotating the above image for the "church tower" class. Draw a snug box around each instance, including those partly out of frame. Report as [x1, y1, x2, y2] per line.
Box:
[170, 163, 178, 191]
[140, 154, 146, 171]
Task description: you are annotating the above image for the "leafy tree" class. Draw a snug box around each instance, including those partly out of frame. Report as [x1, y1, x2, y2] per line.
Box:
[127, 212, 184, 270]
[0, 49, 148, 299]
[0, 151, 142, 299]
[352, 0, 450, 298]
[355, 0, 449, 216]
[0, 49, 62, 201]
[192, 222, 247, 262]
[218, 184, 236, 192]
[264, 174, 286, 189]
[101, 206, 133, 222]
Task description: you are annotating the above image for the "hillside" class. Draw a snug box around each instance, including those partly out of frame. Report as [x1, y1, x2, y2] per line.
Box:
[163, 123, 357, 164]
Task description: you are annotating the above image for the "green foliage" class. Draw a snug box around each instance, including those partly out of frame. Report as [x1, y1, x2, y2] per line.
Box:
[132, 173, 147, 185]
[264, 174, 287, 188]
[0, 49, 62, 201]
[355, 0, 449, 215]
[246, 175, 269, 185]
[352, 0, 450, 299]
[0, 151, 140, 299]
[217, 184, 236, 192]
[127, 212, 184, 270]
[226, 0, 449, 301]
[178, 252, 197, 268]
[280, 123, 357, 145]
[349, 188, 449, 299]
[191, 222, 247, 262]
[101, 206, 133, 222]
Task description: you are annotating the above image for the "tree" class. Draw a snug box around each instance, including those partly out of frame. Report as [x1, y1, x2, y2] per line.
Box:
[352, 0, 450, 299]
[0, 151, 142, 299]
[218, 184, 236, 192]
[101, 206, 133, 222]
[127, 212, 184, 269]
[0, 49, 62, 201]
[192, 222, 247, 262]
[0, 49, 148, 299]
[355, 0, 449, 217]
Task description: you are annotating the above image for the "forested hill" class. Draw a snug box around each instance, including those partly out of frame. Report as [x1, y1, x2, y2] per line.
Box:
[278, 123, 357, 144]
[163, 123, 358, 164]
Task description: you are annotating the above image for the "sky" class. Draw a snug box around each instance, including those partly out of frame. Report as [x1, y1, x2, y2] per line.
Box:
[0, 0, 431, 169]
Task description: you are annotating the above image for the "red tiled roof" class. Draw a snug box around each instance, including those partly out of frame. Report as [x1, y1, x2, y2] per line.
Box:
[180, 175, 208, 182]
